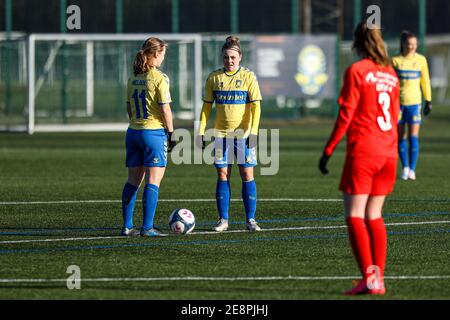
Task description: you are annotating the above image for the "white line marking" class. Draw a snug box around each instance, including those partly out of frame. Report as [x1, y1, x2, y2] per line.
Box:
[1, 198, 448, 205]
[0, 275, 448, 284]
[0, 200, 123, 205]
[0, 199, 342, 205]
[385, 220, 450, 227]
[0, 236, 124, 244]
[1, 220, 449, 245]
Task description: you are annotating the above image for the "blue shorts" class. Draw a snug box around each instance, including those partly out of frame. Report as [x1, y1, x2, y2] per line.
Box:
[214, 137, 257, 168]
[398, 104, 422, 125]
[125, 128, 168, 167]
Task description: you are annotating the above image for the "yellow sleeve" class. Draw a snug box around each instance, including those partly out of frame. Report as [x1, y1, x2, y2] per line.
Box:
[247, 71, 262, 102]
[250, 101, 261, 135]
[157, 74, 172, 104]
[421, 56, 432, 102]
[391, 56, 399, 69]
[198, 102, 212, 135]
[203, 75, 215, 103]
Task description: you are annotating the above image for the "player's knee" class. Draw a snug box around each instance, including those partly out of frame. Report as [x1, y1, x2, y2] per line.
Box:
[127, 178, 141, 188]
[146, 175, 161, 187]
[239, 169, 254, 181]
[366, 212, 382, 220]
[217, 170, 228, 181]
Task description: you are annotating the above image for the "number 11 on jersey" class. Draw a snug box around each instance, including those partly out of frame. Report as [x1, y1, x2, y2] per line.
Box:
[132, 89, 148, 119]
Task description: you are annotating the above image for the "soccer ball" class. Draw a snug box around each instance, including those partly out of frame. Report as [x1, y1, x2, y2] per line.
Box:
[168, 208, 195, 234]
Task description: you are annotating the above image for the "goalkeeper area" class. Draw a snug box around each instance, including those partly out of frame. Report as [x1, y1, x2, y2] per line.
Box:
[0, 104, 449, 300]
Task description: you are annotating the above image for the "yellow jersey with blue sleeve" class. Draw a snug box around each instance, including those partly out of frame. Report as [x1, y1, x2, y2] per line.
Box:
[392, 53, 432, 106]
[127, 67, 172, 130]
[200, 66, 262, 138]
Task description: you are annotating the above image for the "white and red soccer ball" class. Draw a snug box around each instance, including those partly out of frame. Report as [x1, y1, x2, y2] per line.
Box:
[168, 208, 195, 234]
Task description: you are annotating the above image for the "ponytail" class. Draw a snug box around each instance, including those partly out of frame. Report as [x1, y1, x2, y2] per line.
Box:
[352, 22, 391, 66]
[133, 50, 150, 75]
[133, 37, 167, 75]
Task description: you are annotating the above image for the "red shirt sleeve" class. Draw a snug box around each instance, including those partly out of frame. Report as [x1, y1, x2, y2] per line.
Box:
[323, 65, 360, 156]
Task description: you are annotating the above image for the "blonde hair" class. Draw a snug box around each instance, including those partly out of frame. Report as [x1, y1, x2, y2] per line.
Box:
[133, 37, 167, 75]
[222, 35, 241, 55]
[352, 22, 390, 66]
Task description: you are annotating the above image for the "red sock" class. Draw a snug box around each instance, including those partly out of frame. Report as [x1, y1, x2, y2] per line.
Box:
[346, 217, 374, 280]
[366, 217, 387, 279]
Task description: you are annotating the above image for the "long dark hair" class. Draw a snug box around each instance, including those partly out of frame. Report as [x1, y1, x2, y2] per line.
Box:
[352, 21, 390, 66]
[400, 30, 417, 56]
[133, 37, 167, 75]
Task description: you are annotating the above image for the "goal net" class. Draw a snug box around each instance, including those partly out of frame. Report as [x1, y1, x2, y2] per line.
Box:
[3, 34, 202, 133]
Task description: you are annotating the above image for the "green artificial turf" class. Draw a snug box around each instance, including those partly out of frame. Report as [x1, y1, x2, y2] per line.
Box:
[0, 105, 449, 300]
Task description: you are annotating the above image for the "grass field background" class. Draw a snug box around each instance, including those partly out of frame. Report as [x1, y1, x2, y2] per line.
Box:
[0, 104, 449, 300]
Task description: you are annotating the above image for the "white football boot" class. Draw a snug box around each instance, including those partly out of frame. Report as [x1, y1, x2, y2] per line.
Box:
[120, 227, 140, 236]
[408, 170, 416, 180]
[213, 219, 229, 232]
[246, 219, 261, 232]
[401, 167, 410, 180]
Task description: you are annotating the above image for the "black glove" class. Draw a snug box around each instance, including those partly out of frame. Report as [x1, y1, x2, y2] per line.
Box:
[196, 135, 206, 150]
[167, 131, 177, 152]
[424, 101, 432, 116]
[318, 153, 330, 175]
[246, 134, 258, 149]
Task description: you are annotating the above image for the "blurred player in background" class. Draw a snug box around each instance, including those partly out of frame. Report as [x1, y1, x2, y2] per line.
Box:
[197, 36, 262, 232]
[120, 37, 176, 237]
[319, 22, 400, 295]
[392, 31, 432, 180]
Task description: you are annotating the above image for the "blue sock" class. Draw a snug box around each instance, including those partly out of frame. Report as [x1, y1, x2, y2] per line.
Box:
[242, 180, 257, 220]
[142, 184, 159, 230]
[121, 183, 139, 229]
[398, 138, 409, 168]
[216, 180, 230, 220]
[409, 136, 419, 171]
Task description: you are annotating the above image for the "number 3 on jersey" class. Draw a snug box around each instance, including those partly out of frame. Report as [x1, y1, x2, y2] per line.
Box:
[377, 91, 392, 131]
[132, 89, 148, 119]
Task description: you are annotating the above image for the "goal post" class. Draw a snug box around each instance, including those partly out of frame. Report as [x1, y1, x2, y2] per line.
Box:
[26, 33, 202, 134]
[4, 33, 449, 134]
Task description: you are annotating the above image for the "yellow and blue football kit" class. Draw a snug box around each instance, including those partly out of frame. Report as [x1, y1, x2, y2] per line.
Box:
[122, 66, 172, 235]
[199, 66, 262, 139]
[392, 53, 432, 174]
[392, 53, 432, 125]
[127, 68, 172, 130]
[199, 66, 262, 168]
[200, 66, 261, 224]
[125, 68, 171, 168]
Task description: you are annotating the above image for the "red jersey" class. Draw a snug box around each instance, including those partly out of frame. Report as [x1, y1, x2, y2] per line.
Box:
[324, 58, 400, 158]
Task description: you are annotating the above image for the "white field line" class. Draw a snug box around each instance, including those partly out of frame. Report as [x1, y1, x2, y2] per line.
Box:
[0, 198, 343, 205]
[1, 220, 449, 245]
[1, 198, 448, 205]
[0, 235, 125, 244]
[0, 275, 449, 284]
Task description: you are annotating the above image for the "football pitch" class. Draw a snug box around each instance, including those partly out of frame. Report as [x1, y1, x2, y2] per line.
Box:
[0, 106, 449, 300]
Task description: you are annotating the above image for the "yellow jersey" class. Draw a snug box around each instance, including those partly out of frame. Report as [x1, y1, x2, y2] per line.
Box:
[200, 67, 262, 138]
[127, 67, 172, 130]
[392, 53, 432, 106]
